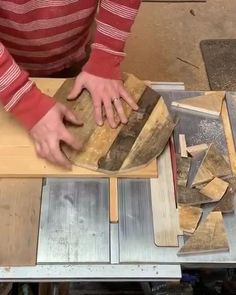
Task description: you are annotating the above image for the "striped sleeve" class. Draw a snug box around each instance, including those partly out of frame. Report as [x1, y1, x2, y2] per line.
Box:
[82, 0, 141, 80]
[0, 42, 56, 129]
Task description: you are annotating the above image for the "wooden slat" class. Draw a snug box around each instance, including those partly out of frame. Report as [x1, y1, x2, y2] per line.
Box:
[150, 145, 179, 247]
[178, 211, 229, 256]
[179, 134, 187, 157]
[176, 155, 191, 187]
[0, 179, 42, 266]
[109, 178, 119, 223]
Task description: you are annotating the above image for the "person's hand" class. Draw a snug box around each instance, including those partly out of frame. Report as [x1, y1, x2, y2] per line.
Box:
[30, 102, 83, 169]
[67, 72, 139, 128]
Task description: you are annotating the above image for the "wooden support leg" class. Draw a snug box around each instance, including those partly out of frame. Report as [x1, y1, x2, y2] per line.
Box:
[109, 177, 119, 223]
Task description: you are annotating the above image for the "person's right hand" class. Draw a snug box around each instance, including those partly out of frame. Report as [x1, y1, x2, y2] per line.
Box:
[29, 102, 83, 169]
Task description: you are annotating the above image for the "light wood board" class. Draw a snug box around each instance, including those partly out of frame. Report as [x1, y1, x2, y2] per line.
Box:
[0, 77, 158, 178]
[150, 144, 179, 247]
[172, 92, 225, 117]
[178, 211, 229, 256]
[109, 177, 119, 223]
[0, 178, 42, 266]
[179, 134, 188, 157]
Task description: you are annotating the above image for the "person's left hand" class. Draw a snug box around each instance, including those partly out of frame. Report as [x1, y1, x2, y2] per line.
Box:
[67, 71, 138, 128]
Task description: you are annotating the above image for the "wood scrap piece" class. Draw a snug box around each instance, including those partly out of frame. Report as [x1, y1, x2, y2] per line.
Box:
[179, 206, 203, 234]
[120, 97, 175, 170]
[109, 177, 119, 223]
[0, 179, 42, 266]
[177, 186, 213, 206]
[177, 155, 191, 187]
[68, 73, 147, 170]
[177, 212, 229, 256]
[213, 184, 235, 214]
[187, 151, 207, 188]
[179, 134, 188, 157]
[98, 87, 161, 172]
[150, 145, 179, 247]
[200, 177, 229, 201]
[171, 92, 225, 117]
[222, 100, 236, 175]
[192, 143, 231, 186]
[186, 144, 208, 157]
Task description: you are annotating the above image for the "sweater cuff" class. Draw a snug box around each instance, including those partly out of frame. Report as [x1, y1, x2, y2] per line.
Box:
[82, 49, 124, 80]
[11, 85, 56, 130]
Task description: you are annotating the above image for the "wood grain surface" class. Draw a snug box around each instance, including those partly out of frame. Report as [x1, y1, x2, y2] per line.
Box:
[0, 179, 42, 266]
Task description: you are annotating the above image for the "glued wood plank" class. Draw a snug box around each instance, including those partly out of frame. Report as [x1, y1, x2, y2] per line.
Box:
[0, 179, 42, 266]
[150, 145, 179, 247]
[179, 206, 203, 234]
[178, 212, 229, 256]
[172, 92, 225, 117]
[200, 177, 229, 201]
[109, 178, 118, 223]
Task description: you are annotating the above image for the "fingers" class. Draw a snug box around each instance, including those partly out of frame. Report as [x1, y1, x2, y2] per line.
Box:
[61, 130, 83, 151]
[103, 98, 117, 128]
[67, 75, 84, 100]
[63, 108, 83, 126]
[119, 87, 139, 111]
[113, 98, 127, 124]
[93, 99, 103, 126]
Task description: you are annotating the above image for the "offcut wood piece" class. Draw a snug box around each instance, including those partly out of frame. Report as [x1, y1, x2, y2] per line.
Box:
[109, 177, 119, 223]
[179, 206, 203, 235]
[0, 75, 158, 178]
[192, 143, 231, 186]
[200, 177, 229, 202]
[178, 211, 229, 256]
[177, 155, 191, 187]
[179, 134, 188, 157]
[0, 179, 42, 266]
[186, 144, 208, 157]
[171, 91, 225, 117]
[177, 186, 213, 206]
[212, 176, 236, 213]
[221, 100, 236, 175]
[150, 145, 179, 247]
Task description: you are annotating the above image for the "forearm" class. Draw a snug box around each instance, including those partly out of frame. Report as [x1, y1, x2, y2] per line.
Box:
[83, 0, 141, 79]
[0, 42, 55, 129]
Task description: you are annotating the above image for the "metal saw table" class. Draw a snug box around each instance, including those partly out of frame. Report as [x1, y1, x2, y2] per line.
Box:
[1, 82, 236, 282]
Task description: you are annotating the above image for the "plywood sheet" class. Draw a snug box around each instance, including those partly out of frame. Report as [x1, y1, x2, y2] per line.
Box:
[0, 179, 42, 266]
[178, 212, 229, 256]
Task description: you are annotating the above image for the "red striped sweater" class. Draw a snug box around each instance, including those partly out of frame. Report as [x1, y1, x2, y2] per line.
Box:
[0, 0, 141, 129]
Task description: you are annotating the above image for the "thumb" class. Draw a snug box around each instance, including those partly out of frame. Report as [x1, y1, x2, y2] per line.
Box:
[63, 108, 83, 126]
[67, 75, 84, 100]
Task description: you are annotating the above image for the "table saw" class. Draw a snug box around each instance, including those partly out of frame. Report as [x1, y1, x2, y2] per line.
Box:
[1, 78, 236, 282]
